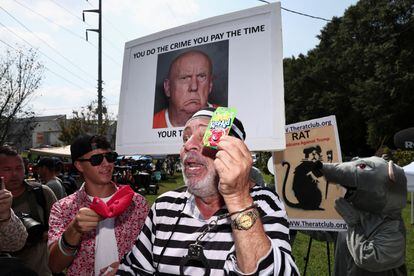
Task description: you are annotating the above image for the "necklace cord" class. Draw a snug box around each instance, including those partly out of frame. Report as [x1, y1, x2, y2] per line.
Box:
[156, 200, 258, 275]
[155, 196, 187, 275]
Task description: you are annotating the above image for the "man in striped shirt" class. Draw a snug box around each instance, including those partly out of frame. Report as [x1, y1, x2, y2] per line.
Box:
[117, 107, 298, 275]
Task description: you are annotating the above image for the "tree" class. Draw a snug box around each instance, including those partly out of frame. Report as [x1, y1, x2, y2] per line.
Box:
[0, 47, 44, 145]
[284, 0, 414, 156]
[59, 100, 115, 146]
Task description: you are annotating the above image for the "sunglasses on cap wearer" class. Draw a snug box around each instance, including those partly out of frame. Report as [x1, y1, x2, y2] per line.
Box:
[77, 152, 118, 166]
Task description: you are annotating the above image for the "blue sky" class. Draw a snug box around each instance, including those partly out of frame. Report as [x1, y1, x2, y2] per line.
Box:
[0, 0, 357, 118]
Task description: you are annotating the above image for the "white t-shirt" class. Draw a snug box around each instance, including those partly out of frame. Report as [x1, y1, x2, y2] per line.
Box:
[88, 194, 118, 276]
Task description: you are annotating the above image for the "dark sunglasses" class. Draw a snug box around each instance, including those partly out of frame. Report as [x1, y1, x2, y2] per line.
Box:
[77, 152, 118, 166]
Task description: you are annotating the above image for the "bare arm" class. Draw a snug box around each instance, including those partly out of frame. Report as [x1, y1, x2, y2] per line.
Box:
[231, 214, 271, 273]
[48, 207, 100, 273]
[215, 136, 271, 273]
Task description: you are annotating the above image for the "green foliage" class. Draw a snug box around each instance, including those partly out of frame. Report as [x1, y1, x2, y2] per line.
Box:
[254, 151, 272, 173]
[284, 0, 414, 156]
[403, 200, 414, 275]
[291, 231, 336, 275]
[374, 146, 414, 166]
[144, 173, 184, 206]
[392, 149, 414, 167]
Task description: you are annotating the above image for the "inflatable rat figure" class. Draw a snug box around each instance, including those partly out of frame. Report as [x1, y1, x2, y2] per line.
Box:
[320, 156, 407, 276]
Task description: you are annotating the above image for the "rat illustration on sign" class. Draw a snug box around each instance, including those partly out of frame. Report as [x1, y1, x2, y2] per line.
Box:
[281, 145, 332, 211]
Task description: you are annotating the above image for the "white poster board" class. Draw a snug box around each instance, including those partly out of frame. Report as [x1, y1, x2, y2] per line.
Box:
[116, 2, 285, 155]
[403, 162, 414, 224]
[404, 162, 414, 192]
[274, 116, 347, 231]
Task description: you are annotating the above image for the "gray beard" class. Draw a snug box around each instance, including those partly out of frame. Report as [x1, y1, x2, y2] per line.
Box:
[181, 162, 219, 198]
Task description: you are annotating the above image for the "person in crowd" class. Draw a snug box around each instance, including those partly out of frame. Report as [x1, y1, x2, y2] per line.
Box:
[0, 177, 28, 252]
[61, 165, 80, 195]
[153, 50, 218, 128]
[48, 134, 149, 275]
[37, 157, 67, 200]
[0, 178, 38, 275]
[117, 107, 298, 275]
[0, 146, 57, 275]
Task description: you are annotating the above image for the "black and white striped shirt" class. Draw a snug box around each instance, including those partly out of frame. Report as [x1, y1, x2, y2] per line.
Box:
[117, 186, 298, 275]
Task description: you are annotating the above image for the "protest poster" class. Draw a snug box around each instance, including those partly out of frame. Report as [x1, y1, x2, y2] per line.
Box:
[274, 115, 347, 231]
[117, 3, 285, 155]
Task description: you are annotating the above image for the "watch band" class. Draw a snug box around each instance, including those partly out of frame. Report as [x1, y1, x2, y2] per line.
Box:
[231, 207, 259, 230]
[228, 203, 258, 217]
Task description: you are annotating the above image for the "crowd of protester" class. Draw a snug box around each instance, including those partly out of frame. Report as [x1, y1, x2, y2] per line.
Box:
[22, 154, 179, 198]
[0, 106, 408, 275]
[0, 142, 184, 273]
[0, 108, 300, 276]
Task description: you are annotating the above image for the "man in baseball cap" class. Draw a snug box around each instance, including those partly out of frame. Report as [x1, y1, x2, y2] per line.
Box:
[48, 135, 149, 275]
[37, 157, 66, 200]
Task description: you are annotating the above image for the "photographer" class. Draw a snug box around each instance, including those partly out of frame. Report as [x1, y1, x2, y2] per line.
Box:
[0, 146, 57, 276]
[0, 177, 38, 275]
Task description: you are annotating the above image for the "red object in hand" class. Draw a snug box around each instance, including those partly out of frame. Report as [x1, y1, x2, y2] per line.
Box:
[209, 129, 224, 147]
[89, 185, 134, 218]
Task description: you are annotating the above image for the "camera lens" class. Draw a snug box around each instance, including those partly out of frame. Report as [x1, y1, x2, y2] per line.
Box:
[17, 213, 45, 244]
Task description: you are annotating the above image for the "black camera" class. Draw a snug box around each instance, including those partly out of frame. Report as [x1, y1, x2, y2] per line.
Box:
[16, 212, 46, 245]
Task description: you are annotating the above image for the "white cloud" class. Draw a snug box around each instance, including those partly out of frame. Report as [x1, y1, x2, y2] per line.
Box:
[2, 0, 78, 32]
[0, 26, 57, 49]
[28, 1, 78, 28]
[103, 79, 121, 118]
[1, 0, 358, 123]
[104, 79, 121, 100]
[0, 1, 66, 49]
[104, 0, 200, 34]
[29, 80, 120, 119]
[1, 0, 17, 12]
[30, 84, 96, 117]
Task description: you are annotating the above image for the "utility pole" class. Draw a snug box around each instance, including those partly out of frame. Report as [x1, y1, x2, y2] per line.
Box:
[83, 0, 103, 133]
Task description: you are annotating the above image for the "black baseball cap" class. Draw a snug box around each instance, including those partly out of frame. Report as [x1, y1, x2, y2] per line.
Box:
[36, 157, 56, 170]
[70, 135, 111, 163]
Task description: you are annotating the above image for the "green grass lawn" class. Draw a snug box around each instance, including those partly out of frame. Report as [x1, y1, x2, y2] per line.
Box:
[289, 195, 414, 275]
[146, 173, 414, 275]
[144, 173, 184, 205]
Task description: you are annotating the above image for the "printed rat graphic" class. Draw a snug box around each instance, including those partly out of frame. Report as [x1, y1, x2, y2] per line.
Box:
[282, 146, 324, 210]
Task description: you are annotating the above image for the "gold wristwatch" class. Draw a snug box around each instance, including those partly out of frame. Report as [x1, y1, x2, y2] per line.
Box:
[231, 208, 259, 230]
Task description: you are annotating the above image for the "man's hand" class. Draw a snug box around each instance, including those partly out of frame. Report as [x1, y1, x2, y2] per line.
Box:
[71, 207, 101, 234]
[214, 135, 253, 210]
[49, 207, 102, 272]
[0, 187, 12, 221]
[62, 207, 101, 247]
